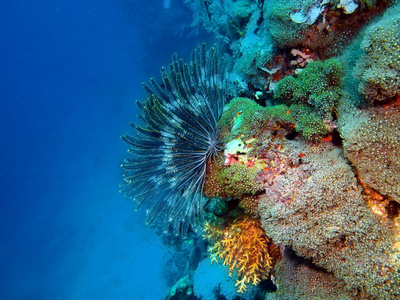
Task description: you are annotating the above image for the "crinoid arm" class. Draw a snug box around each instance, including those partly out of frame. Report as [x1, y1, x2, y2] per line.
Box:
[121, 44, 226, 236]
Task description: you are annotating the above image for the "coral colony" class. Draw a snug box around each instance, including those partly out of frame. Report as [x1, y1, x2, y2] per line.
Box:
[122, 1, 400, 299]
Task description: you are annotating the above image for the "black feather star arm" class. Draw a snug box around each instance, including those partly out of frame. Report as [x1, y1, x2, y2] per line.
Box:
[121, 44, 226, 236]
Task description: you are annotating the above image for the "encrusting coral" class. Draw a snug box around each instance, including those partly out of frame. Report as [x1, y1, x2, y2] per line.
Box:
[354, 4, 400, 105]
[203, 216, 277, 293]
[202, 152, 265, 200]
[219, 95, 337, 142]
[266, 247, 355, 300]
[274, 59, 343, 114]
[263, 0, 389, 54]
[342, 106, 400, 204]
[258, 144, 400, 299]
[217, 163, 264, 198]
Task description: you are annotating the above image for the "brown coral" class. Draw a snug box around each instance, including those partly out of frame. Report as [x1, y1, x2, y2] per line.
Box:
[344, 106, 400, 204]
[203, 216, 276, 293]
[259, 145, 400, 299]
[203, 157, 226, 199]
[354, 6, 400, 105]
[267, 247, 356, 300]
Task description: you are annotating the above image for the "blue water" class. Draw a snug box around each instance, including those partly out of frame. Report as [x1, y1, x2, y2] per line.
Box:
[0, 1, 203, 298]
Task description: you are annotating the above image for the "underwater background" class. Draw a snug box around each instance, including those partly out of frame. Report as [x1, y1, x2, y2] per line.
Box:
[0, 0, 204, 298]
[2, 0, 400, 299]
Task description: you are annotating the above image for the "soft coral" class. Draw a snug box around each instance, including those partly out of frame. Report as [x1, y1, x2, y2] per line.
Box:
[204, 216, 275, 292]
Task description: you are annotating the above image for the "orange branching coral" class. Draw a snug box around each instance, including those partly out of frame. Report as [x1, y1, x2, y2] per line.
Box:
[203, 216, 274, 293]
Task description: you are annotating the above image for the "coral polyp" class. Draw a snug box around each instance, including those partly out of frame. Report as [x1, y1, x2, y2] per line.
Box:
[121, 44, 226, 235]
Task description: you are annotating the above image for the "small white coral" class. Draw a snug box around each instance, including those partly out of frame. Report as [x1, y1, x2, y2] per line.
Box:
[337, 0, 359, 14]
[290, 0, 329, 25]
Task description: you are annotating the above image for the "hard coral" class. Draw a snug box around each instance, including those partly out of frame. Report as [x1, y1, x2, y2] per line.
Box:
[203, 152, 265, 200]
[263, 0, 309, 49]
[259, 145, 400, 299]
[218, 97, 274, 142]
[263, 0, 378, 54]
[203, 216, 276, 293]
[203, 157, 226, 199]
[216, 163, 264, 198]
[343, 106, 400, 204]
[355, 5, 400, 105]
[274, 59, 343, 113]
[219, 96, 331, 141]
[267, 247, 355, 300]
[273, 59, 343, 140]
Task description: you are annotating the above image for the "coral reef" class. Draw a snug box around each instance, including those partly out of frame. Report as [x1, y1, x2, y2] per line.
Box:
[272, 58, 343, 139]
[262, 0, 384, 52]
[263, 0, 310, 49]
[219, 96, 332, 142]
[218, 97, 272, 142]
[203, 158, 226, 199]
[122, 1, 400, 299]
[121, 44, 226, 235]
[203, 216, 276, 293]
[203, 152, 265, 201]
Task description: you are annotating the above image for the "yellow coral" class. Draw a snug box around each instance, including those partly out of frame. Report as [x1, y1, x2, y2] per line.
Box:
[203, 217, 273, 292]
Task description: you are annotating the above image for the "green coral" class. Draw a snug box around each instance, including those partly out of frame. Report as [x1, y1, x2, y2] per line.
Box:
[216, 164, 263, 198]
[218, 97, 271, 141]
[266, 103, 329, 140]
[271, 59, 344, 139]
[289, 105, 328, 140]
[263, 0, 308, 48]
[219, 97, 329, 141]
[274, 59, 343, 116]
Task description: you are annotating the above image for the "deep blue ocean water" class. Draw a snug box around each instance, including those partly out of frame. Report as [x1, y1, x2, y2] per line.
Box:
[0, 1, 204, 298]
